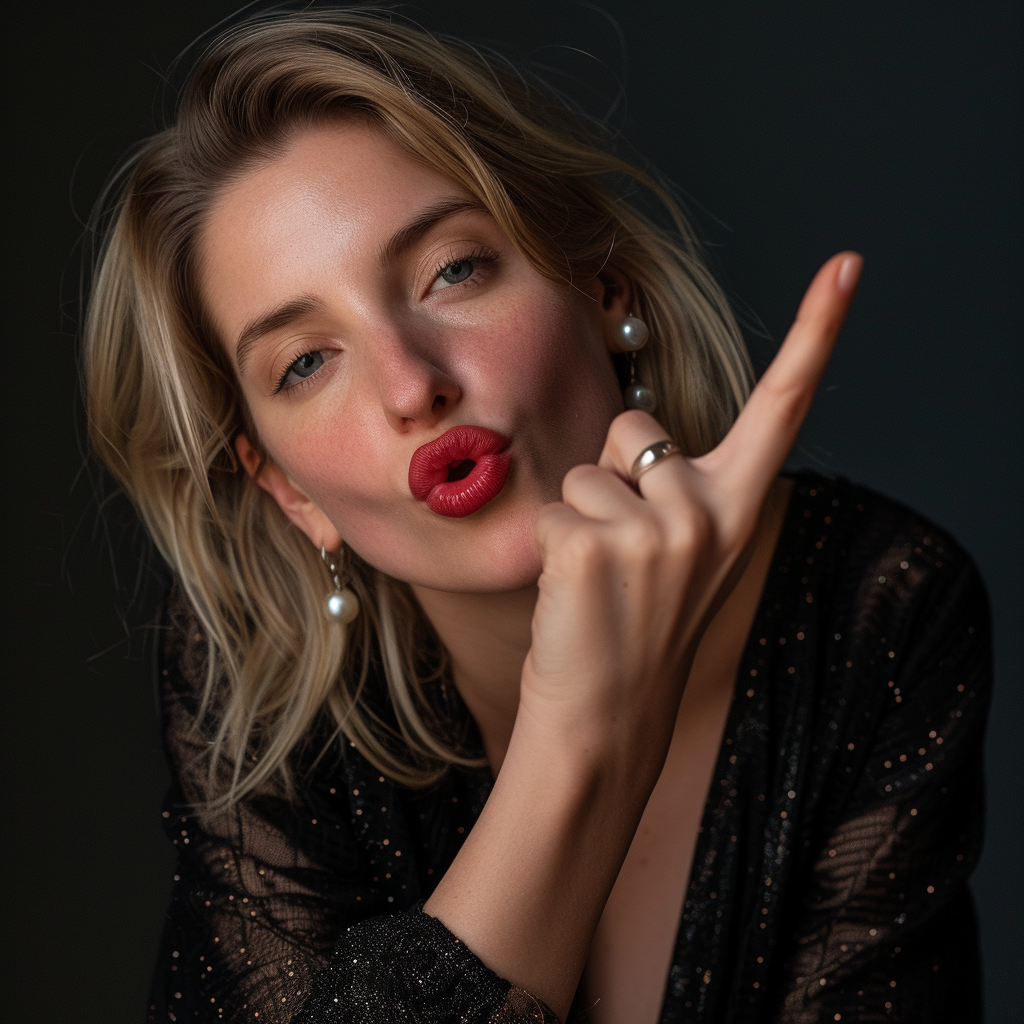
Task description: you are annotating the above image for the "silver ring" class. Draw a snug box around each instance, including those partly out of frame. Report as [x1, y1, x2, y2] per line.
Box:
[630, 439, 682, 484]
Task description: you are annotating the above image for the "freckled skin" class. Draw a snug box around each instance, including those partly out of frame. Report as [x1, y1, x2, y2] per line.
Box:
[200, 121, 625, 593]
[198, 116, 863, 1020]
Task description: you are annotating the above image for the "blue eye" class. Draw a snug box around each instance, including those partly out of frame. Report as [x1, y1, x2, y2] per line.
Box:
[276, 350, 324, 392]
[429, 247, 499, 293]
[439, 259, 474, 285]
[290, 351, 323, 378]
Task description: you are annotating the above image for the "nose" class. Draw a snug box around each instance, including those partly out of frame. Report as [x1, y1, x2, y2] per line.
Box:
[370, 327, 462, 433]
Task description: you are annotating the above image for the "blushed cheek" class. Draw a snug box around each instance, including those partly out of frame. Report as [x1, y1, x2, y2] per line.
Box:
[262, 410, 401, 529]
[500, 294, 622, 467]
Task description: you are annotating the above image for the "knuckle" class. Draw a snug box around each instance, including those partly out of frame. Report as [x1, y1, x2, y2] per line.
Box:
[621, 516, 662, 562]
[561, 463, 599, 501]
[608, 408, 657, 452]
[564, 525, 608, 568]
[612, 408, 655, 433]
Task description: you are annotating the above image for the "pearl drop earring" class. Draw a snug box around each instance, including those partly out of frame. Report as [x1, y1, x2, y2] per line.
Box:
[321, 545, 360, 624]
[618, 314, 657, 413]
[617, 315, 649, 351]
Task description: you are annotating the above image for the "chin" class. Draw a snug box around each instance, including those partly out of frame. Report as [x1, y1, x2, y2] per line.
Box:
[449, 496, 548, 593]
[361, 511, 543, 595]
[378, 552, 542, 595]
[464, 546, 544, 593]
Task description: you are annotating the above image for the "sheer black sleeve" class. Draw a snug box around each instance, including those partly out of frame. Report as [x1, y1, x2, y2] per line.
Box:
[771, 510, 991, 1022]
[147, 583, 558, 1023]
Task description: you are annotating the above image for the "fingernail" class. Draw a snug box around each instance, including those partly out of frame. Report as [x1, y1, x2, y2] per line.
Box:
[837, 254, 863, 293]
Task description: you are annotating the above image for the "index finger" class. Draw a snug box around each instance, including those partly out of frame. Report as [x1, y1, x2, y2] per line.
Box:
[703, 251, 862, 494]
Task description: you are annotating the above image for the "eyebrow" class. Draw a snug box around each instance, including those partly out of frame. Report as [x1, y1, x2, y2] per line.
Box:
[233, 197, 489, 374]
[235, 295, 328, 376]
[376, 196, 489, 268]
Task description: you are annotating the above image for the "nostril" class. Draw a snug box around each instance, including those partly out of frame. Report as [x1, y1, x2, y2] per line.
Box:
[433, 395, 447, 409]
[446, 459, 475, 482]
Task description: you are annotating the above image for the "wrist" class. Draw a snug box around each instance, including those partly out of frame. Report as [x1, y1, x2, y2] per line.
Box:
[506, 692, 667, 815]
[513, 672, 675, 793]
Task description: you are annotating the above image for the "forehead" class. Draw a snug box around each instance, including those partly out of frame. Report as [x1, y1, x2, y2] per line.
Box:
[199, 121, 470, 334]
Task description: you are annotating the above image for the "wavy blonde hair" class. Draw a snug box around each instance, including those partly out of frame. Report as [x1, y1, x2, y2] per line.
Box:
[84, 7, 753, 808]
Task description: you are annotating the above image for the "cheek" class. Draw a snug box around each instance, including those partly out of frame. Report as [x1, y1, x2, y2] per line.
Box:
[272, 415, 426, 576]
[260, 403, 397, 523]
[491, 290, 623, 467]
[246, 286, 621, 591]
[471, 288, 620, 414]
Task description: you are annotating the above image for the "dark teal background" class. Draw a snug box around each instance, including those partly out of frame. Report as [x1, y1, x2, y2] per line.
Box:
[4, 2, 1019, 1019]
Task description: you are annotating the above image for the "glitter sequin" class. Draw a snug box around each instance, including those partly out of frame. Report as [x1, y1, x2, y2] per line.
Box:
[148, 474, 988, 1022]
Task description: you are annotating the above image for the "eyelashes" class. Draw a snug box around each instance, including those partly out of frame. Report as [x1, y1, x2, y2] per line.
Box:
[428, 245, 499, 293]
[274, 349, 325, 394]
[272, 245, 501, 395]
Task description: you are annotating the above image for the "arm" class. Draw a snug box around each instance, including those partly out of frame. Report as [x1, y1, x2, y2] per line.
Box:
[151, 583, 561, 1023]
[156, 252, 862, 1022]
[423, 253, 864, 1019]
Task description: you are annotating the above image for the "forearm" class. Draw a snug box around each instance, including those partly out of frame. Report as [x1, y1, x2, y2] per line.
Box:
[422, 707, 662, 1022]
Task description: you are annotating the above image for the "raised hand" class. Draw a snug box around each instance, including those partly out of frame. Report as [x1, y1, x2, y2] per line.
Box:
[521, 252, 863, 775]
[425, 253, 861, 1021]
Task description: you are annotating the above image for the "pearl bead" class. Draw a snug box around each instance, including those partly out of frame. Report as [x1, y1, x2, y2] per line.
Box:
[618, 316, 649, 351]
[325, 588, 360, 624]
[624, 383, 657, 412]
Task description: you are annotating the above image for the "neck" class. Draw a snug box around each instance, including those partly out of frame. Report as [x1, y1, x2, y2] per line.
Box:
[409, 582, 537, 775]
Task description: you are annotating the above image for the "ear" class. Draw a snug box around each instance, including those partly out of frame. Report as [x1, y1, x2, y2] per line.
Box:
[235, 433, 342, 552]
[590, 265, 635, 352]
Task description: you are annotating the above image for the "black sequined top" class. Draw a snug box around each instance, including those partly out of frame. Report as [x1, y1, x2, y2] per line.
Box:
[147, 474, 990, 1023]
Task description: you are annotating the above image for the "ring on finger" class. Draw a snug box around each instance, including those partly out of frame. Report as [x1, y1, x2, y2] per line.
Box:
[630, 439, 682, 484]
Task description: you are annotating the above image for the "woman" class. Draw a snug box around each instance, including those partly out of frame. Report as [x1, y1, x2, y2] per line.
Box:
[84, 8, 989, 1022]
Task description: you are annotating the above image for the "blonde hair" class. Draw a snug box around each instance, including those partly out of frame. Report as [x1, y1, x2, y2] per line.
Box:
[84, 7, 753, 808]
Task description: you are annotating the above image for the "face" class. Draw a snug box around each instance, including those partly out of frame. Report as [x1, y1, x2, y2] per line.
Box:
[199, 120, 627, 593]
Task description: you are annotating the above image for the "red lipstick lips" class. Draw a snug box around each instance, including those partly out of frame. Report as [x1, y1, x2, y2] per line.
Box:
[408, 425, 511, 518]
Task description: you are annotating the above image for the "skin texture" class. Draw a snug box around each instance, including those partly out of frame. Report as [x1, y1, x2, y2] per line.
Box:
[201, 120, 862, 1021]
[204, 121, 627, 592]
[580, 475, 792, 1021]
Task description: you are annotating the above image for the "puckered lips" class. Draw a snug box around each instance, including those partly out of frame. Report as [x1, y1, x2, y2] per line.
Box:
[408, 425, 512, 518]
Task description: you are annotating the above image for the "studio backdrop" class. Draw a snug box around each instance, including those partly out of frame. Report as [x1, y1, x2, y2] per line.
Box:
[4, 2, 1020, 1021]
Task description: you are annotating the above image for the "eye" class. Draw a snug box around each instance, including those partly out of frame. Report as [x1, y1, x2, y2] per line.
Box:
[275, 350, 325, 393]
[428, 247, 499, 293]
[438, 259, 474, 285]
